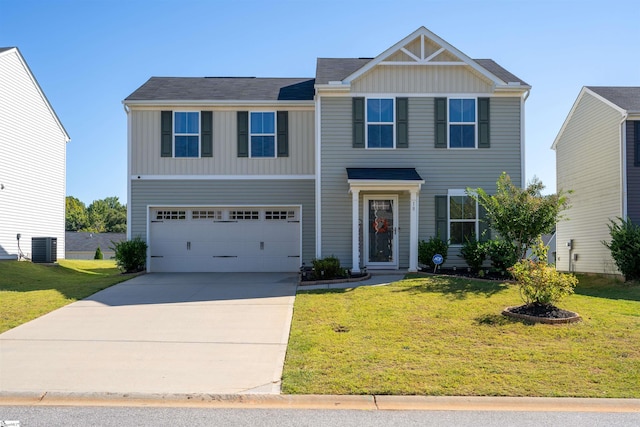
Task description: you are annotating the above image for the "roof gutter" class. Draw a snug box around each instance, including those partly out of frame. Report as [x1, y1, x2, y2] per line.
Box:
[122, 100, 315, 108]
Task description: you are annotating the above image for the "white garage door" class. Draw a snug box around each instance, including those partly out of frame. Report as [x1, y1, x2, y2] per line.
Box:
[149, 207, 301, 272]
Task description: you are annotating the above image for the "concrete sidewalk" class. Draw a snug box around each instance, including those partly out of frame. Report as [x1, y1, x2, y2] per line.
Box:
[0, 273, 297, 395]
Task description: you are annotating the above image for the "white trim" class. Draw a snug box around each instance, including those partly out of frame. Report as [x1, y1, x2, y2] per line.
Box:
[365, 97, 396, 149]
[363, 195, 399, 269]
[378, 61, 466, 66]
[347, 180, 425, 191]
[123, 100, 314, 107]
[446, 190, 479, 246]
[0, 47, 70, 142]
[249, 111, 277, 158]
[621, 113, 629, 219]
[126, 107, 132, 240]
[448, 97, 478, 149]
[173, 111, 201, 158]
[315, 96, 322, 259]
[521, 90, 530, 188]
[552, 87, 626, 150]
[131, 174, 315, 180]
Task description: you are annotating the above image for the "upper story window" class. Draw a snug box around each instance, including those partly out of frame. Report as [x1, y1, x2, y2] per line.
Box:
[367, 98, 394, 148]
[448, 193, 478, 244]
[174, 112, 200, 157]
[449, 99, 476, 148]
[250, 112, 276, 157]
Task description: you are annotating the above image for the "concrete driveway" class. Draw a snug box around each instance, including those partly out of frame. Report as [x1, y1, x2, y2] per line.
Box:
[0, 273, 297, 395]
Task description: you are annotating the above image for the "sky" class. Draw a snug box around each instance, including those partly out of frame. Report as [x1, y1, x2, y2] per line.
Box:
[1, 0, 639, 205]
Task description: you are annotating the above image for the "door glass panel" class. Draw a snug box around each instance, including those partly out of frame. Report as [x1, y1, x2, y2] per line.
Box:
[368, 199, 394, 263]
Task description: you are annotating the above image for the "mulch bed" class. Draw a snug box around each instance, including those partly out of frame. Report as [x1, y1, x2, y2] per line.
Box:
[503, 303, 582, 324]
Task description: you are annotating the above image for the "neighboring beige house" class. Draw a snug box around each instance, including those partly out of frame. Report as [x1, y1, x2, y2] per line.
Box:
[553, 86, 640, 274]
[124, 26, 529, 273]
[0, 47, 69, 260]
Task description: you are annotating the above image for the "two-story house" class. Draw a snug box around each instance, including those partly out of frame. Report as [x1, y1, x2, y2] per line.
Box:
[553, 86, 640, 275]
[0, 47, 69, 261]
[124, 27, 529, 273]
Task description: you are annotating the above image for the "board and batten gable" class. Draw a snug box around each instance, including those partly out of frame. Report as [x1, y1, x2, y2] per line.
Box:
[0, 48, 69, 259]
[318, 95, 522, 268]
[555, 91, 624, 274]
[129, 107, 315, 176]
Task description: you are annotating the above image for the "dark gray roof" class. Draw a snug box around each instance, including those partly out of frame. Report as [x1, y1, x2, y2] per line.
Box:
[0, 47, 15, 54]
[316, 58, 372, 85]
[346, 168, 423, 181]
[586, 87, 640, 112]
[316, 57, 528, 86]
[126, 77, 315, 101]
[65, 232, 126, 252]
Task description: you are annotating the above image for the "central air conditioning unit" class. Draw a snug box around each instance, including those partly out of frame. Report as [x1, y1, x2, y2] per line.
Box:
[32, 237, 57, 263]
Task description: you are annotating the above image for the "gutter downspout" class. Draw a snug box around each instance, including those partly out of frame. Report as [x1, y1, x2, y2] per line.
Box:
[521, 89, 531, 188]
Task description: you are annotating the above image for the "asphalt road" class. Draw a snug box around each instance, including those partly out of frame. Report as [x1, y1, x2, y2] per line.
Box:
[2, 407, 640, 427]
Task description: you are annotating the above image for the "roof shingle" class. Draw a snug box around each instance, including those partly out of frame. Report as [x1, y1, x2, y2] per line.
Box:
[586, 87, 640, 113]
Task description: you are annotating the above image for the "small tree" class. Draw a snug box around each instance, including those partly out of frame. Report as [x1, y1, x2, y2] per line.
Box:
[469, 173, 570, 260]
[604, 217, 640, 281]
[112, 237, 147, 273]
[510, 238, 578, 306]
[418, 236, 449, 270]
[94, 246, 103, 260]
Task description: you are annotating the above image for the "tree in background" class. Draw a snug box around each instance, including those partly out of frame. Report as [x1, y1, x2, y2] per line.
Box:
[66, 196, 127, 233]
[469, 173, 570, 260]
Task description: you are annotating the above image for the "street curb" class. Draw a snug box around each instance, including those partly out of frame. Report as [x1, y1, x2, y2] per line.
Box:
[1, 392, 639, 412]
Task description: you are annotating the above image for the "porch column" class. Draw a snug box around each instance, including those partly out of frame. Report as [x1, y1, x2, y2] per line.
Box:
[351, 188, 361, 273]
[409, 189, 419, 272]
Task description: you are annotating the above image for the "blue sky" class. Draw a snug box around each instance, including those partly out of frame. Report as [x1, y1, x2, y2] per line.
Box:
[2, 0, 638, 205]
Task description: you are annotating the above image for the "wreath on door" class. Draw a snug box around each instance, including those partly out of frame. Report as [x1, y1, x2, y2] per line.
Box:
[373, 217, 389, 233]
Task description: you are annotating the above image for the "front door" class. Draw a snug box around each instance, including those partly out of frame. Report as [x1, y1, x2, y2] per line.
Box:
[364, 196, 398, 268]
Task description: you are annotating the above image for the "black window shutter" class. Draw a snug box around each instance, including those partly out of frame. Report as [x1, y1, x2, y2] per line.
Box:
[635, 121, 640, 167]
[435, 195, 448, 240]
[237, 111, 249, 157]
[277, 111, 289, 157]
[161, 111, 173, 157]
[478, 203, 490, 241]
[201, 111, 213, 157]
[435, 98, 447, 148]
[396, 97, 408, 148]
[478, 97, 490, 148]
[353, 97, 365, 148]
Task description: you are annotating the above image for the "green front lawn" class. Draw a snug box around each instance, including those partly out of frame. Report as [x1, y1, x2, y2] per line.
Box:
[283, 274, 640, 397]
[0, 260, 134, 333]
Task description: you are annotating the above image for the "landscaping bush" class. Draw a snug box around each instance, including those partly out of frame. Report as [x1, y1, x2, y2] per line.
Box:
[418, 236, 449, 269]
[94, 246, 103, 260]
[459, 236, 487, 272]
[112, 236, 147, 273]
[486, 238, 519, 274]
[312, 255, 344, 280]
[604, 217, 640, 281]
[510, 238, 578, 305]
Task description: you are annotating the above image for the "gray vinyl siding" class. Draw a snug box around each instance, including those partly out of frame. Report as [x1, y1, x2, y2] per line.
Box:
[555, 92, 623, 274]
[130, 109, 314, 175]
[130, 179, 315, 265]
[627, 121, 640, 224]
[351, 65, 494, 94]
[319, 96, 522, 269]
[0, 49, 67, 259]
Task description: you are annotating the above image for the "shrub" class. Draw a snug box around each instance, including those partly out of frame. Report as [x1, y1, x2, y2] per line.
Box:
[94, 246, 103, 260]
[459, 236, 487, 272]
[604, 217, 640, 281]
[312, 256, 344, 280]
[418, 236, 449, 270]
[486, 238, 519, 274]
[510, 238, 578, 305]
[112, 236, 147, 273]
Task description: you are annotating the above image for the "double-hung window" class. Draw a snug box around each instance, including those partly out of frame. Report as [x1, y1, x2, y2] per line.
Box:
[448, 192, 478, 244]
[449, 98, 476, 148]
[250, 112, 276, 157]
[174, 112, 200, 157]
[367, 98, 394, 148]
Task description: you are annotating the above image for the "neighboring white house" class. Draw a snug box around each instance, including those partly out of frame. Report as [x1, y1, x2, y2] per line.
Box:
[0, 47, 69, 260]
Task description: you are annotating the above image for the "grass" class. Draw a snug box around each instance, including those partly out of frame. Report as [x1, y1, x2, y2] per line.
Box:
[282, 273, 640, 397]
[0, 260, 134, 333]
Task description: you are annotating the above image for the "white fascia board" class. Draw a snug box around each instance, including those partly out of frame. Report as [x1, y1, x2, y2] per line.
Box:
[314, 83, 351, 91]
[3, 47, 71, 142]
[342, 26, 506, 87]
[131, 174, 315, 180]
[123, 100, 314, 108]
[347, 180, 425, 193]
[494, 85, 532, 93]
[551, 87, 626, 150]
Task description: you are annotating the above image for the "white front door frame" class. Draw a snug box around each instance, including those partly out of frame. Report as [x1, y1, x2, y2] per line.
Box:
[364, 194, 399, 269]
